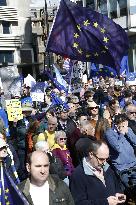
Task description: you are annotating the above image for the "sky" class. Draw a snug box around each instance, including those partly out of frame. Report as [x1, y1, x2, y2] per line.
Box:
[30, 0, 59, 7]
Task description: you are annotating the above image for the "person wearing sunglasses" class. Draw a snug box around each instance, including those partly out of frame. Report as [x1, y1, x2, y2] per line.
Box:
[70, 140, 126, 205]
[87, 101, 110, 140]
[125, 104, 136, 135]
[52, 130, 74, 178]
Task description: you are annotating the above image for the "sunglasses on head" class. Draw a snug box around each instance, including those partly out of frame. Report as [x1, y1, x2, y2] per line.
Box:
[59, 138, 67, 141]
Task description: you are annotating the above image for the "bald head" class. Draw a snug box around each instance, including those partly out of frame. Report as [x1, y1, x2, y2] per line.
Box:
[48, 116, 58, 132]
[26, 151, 50, 186]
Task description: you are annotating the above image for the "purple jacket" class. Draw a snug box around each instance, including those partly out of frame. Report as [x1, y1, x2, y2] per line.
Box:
[52, 145, 74, 176]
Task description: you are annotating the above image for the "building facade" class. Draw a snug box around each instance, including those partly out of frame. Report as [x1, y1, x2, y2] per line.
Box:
[0, 0, 35, 77]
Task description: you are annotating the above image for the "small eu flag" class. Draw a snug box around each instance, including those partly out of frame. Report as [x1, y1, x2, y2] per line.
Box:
[0, 163, 29, 205]
[46, 0, 129, 73]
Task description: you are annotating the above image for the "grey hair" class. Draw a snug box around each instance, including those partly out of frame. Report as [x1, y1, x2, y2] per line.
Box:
[55, 130, 66, 142]
[35, 141, 49, 151]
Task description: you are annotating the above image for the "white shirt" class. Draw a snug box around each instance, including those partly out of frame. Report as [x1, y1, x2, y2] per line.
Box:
[30, 181, 49, 205]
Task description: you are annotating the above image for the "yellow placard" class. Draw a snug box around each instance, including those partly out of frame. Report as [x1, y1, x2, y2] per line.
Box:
[6, 99, 23, 121]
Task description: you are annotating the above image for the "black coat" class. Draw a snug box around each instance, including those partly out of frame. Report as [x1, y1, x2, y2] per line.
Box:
[70, 164, 122, 205]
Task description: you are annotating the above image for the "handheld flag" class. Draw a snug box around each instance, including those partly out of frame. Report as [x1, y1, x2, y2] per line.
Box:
[0, 163, 29, 205]
[53, 64, 68, 88]
[46, 0, 129, 72]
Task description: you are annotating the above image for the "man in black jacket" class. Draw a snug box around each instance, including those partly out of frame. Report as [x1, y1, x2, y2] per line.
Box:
[70, 140, 126, 205]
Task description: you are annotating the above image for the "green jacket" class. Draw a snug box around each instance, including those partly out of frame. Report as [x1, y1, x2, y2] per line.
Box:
[18, 175, 75, 205]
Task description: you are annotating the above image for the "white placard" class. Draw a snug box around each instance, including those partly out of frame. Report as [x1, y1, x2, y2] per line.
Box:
[31, 92, 44, 102]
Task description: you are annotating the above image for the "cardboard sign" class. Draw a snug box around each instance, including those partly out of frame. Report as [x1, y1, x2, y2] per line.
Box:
[6, 99, 23, 121]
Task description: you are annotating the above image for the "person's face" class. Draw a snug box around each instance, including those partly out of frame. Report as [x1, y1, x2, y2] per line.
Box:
[127, 108, 136, 120]
[48, 120, 57, 132]
[79, 116, 88, 125]
[0, 138, 8, 160]
[60, 111, 68, 120]
[46, 112, 53, 120]
[57, 135, 67, 148]
[125, 96, 132, 103]
[89, 106, 99, 116]
[116, 120, 128, 133]
[27, 152, 50, 186]
[89, 144, 109, 170]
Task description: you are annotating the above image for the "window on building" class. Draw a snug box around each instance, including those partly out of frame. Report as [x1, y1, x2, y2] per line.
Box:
[0, 0, 7, 6]
[98, 0, 108, 15]
[2, 21, 10, 34]
[0, 51, 14, 63]
[86, 0, 95, 9]
[118, 0, 127, 17]
[109, 0, 118, 18]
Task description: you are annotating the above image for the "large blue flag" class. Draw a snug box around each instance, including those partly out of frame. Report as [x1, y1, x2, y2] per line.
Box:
[46, 0, 129, 73]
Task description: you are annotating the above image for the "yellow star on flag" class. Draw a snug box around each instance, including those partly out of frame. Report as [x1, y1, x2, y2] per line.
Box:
[86, 54, 91, 58]
[94, 52, 99, 57]
[84, 20, 90, 26]
[5, 189, 9, 193]
[93, 22, 98, 28]
[74, 33, 79, 38]
[6, 202, 10, 205]
[78, 49, 83, 54]
[101, 28, 106, 33]
[73, 42, 78, 48]
[105, 46, 108, 50]
[5, 196, 8, 200]
[101, 50, 106, 53]
[77, 24, 81, 31]
[103, 37, 109, 43]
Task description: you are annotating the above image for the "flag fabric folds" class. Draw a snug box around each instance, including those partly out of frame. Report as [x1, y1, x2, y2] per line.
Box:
[53, 64, 68, 88]
[46, 0, 129, 72]
[0, 163, 29, 205]
[45, 71, 68, 93]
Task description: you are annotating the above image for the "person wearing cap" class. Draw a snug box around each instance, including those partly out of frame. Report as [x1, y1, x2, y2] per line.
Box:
[87, 101, 110, 140]
[16, 97, 34, 181]
[0, 134, 20, 184]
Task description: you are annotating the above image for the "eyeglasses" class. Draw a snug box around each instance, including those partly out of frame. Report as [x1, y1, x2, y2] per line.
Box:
[129, 112, 136, 114]
[59, 138, 67, 141]
[90, 106, 99, 110]
[92, 153, 109, 162]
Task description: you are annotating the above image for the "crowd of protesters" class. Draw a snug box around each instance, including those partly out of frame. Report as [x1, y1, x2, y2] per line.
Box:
[1, 74, 136, 204]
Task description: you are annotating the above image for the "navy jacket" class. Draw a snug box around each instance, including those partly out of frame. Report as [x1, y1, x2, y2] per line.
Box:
[70, 164, 121, 205]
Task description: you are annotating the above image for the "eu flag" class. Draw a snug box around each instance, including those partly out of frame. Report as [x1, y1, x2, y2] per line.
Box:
[0, 164, 29, 205]
[46, 0, 129, 73]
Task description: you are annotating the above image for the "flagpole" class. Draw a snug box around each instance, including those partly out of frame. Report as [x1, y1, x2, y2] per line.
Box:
[82, 0, 91, 80]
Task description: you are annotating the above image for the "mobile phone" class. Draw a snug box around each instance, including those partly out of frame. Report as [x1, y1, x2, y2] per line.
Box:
[118, 196, 125, 200]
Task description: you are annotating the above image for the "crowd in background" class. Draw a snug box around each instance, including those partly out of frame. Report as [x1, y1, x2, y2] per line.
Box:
[0, 75, 136, 204]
